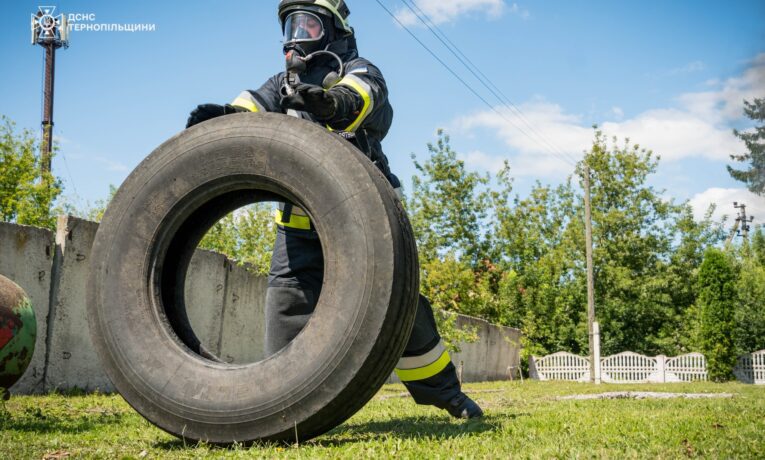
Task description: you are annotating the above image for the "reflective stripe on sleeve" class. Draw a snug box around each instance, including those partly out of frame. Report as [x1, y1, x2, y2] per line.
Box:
[275, 208, 311, 230]
[231, 91, 263, 112]
[335, 74, 374, 133]
[394, 341, 451, 382]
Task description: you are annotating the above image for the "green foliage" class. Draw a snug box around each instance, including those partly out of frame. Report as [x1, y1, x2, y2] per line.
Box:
[734, 258, 765, 354]
[580, 132, 682, 356]
[197, 204, 276, 275]
[697, 248, 738, 381]
[85, 185, 118, 222]
[0, 115, 62, 229]
[727, 97, 765, 195]
[406, 127, 730, 359]
[405, 130, 491, 347]
[490, 167, 583, 356]
[752, 226, 765, 268]
[406, 129, 490, 265]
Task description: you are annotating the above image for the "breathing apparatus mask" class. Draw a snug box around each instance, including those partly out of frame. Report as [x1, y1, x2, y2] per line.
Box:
[283, 11, 331, 57]
[281, 8, 346, 94]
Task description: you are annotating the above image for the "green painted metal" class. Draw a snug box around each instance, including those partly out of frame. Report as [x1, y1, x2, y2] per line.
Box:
[0, 275, 37, 394]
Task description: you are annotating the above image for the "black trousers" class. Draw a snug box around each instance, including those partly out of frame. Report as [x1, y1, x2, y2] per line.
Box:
[265, 225, 464, 408]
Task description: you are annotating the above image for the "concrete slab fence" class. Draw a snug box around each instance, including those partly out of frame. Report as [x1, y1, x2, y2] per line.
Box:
[1, 216, 522, 394]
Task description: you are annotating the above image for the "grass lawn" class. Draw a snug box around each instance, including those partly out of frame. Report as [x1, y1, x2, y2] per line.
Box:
[1, 380, 763, 459]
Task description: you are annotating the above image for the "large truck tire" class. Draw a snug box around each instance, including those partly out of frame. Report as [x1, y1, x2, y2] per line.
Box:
[87, 113, 419, 444]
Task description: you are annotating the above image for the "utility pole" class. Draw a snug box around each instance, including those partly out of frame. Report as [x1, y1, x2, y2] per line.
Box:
[583, 160, 597, 383]
[734, 202, 754, 239]
[31, 7, 69, 177]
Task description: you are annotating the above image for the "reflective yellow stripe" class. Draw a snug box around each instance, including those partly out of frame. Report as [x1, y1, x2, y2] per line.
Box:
[336, 74, 373, 132]
[394, 350, 451, 382]
[395, 341, 446, 370]
[275, 209, 311, 230]
[232, 97, 259, 113]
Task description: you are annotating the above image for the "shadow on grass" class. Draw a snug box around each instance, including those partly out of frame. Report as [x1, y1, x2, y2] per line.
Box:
[150, 414, 515, 451]
[311, 413, 517, 447]
[0, 409, 125, 434]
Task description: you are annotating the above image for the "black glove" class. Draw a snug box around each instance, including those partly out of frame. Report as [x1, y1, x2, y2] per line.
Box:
[186, 103, 247, 128]
[280, 83, 336, 120]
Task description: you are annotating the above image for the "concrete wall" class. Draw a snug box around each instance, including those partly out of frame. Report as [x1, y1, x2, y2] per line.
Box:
[44, 216, 112, 392]
[452, 314, 522, 382]
[387, 314, 523, 384]
[1, 217, 521, 394]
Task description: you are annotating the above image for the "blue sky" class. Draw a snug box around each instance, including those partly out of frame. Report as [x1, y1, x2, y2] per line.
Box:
[1, 0, 764, 222]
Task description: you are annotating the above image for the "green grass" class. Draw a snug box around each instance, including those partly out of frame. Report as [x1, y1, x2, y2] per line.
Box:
[1, 381, 763, 459]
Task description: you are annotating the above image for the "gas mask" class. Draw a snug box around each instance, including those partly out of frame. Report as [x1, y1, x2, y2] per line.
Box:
[282, 10, 343, 91]
[282, 11, 333, 58]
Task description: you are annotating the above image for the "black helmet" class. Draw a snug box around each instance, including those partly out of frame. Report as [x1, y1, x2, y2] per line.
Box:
[278, 0, 353, 37]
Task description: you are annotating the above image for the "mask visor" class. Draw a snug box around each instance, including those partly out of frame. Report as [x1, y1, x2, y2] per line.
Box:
[283, 11, 325, 46]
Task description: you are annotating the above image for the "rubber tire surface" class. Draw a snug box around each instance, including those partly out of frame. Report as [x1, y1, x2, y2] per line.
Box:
[87, 113, 419, 444]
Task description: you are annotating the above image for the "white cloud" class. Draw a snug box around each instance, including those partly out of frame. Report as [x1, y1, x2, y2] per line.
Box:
[678, 54, 765, 122]
[689, 187, 765, 225]
[452, 53, 765, 178]
[394, 0, 518, 26]
[460, 150, 506, 174]
[455, 101, 592, 176]
[599, 108, 742, 162]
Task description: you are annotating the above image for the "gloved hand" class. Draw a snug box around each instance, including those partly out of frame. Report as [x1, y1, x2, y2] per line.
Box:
[186, 103, 247, 128]
[280, 83, 336, 120]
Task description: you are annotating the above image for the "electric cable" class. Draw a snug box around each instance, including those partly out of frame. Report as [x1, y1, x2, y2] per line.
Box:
[400, 0, 579, 165]
[375, 0, 577, 167]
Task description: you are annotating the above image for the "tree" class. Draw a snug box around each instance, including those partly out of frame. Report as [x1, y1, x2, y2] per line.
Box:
[490, 165, 582, 357]
[84, 185, 118, 222]
[734, 257, 765, 354]
[730, 226, 765, 354]
[727, 98, 765, 195]
[406, 129, 490, 266]
[197, 204, 276, 275]
[697, 248, 738, 381]
[579, 131, 688, 356]
[0, 115, 61, 229]
[752, 226, 765, 268]
[405, 130, 493, 349]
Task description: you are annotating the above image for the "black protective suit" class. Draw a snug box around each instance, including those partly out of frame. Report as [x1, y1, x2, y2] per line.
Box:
[190, 32, 480, 418]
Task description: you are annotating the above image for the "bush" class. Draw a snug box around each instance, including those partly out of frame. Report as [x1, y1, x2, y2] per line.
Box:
[697, 248, 738, 381]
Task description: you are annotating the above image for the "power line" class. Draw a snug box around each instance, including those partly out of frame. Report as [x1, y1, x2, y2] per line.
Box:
[400, 0, 579, 165]
[375, 0, 576, 167]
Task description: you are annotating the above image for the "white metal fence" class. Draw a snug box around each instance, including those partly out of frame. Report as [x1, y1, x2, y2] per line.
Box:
[531, 350, 760, 384]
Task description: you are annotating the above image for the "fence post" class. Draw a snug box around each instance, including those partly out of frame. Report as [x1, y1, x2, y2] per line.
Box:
[593, 322, 601, 384]
[656, 355, 666, 383]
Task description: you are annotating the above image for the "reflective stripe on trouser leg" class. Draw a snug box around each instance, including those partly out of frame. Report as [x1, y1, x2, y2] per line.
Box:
[398, 295, 463, 407]
[394, 340, 450, 381]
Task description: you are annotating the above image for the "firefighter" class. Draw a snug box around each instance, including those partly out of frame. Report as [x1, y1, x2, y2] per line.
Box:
[186, 0, 483, 419]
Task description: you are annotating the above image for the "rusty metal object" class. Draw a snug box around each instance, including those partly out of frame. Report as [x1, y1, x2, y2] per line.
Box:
[0, 275, 36, 398]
